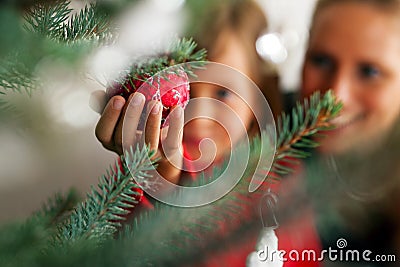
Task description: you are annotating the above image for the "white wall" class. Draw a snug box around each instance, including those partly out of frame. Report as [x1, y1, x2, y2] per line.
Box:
[256, 0, 317, 92]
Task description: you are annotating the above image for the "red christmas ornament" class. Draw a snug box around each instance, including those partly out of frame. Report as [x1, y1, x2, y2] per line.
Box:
[107, 68, 190, 127]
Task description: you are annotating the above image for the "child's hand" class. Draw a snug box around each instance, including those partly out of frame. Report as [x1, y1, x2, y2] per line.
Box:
[92, 91, 184, 184]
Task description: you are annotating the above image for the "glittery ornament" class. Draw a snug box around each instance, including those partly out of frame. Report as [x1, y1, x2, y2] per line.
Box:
[107, 68, 190, 127]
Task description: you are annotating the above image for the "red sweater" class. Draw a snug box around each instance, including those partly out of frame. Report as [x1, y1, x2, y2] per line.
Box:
[119, 157, 322, 267]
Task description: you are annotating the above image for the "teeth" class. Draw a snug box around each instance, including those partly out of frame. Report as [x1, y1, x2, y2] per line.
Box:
[331, 114, 364, 129]
[331, 116, 352, 126]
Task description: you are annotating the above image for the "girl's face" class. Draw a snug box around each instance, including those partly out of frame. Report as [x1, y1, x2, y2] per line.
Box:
[183, 30, 256, 167]
[302, 3, 400, 155]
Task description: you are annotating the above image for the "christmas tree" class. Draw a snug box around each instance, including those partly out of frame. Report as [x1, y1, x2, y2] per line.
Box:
[0, 1, 344, 266]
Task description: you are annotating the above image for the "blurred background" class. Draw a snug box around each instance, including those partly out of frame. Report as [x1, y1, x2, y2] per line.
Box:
[0, 0, 317, 222]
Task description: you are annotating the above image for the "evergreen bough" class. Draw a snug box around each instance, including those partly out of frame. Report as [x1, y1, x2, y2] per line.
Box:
[0, 90, 342, 267]
[0, 1, 343, 266]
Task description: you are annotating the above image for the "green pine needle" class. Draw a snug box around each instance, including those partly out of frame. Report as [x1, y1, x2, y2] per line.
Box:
[53, 145, 154, 247]
[0, 1, 344, 265]
[113, 91, 342, 266]
[23, 0, 72, 40]
[0, 0, 112, 108]
[115, 37, 207, 91]
[35, 189, 80, 227]
[23, 0, 111, 43]
[0, 58, 39, 96]
[0, 90, 342, 266]
[270, 90, 342, 177]
[60, 3, 111, 43]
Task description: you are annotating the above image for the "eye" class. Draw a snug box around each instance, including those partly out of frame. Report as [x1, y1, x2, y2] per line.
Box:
[308, 53, 334, 71]
[358, 64, 380, 79]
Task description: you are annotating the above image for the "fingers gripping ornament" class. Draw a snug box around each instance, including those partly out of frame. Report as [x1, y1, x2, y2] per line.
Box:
[105, 38, 206, 129]
[107, 67, 190, 128]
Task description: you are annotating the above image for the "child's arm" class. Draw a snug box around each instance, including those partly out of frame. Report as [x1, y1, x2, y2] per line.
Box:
[93, 92, 183, 184]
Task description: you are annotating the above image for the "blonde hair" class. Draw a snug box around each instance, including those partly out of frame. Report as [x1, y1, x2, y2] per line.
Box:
[313, 0, 400, 27]
[195, 1, 267, 52]
[316, 0, 400, 10]
[187, 0, 281, 118]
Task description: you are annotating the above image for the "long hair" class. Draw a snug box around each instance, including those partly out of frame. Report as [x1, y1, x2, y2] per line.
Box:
[186, 0, 282, 119]
[312, 0, 400, 29]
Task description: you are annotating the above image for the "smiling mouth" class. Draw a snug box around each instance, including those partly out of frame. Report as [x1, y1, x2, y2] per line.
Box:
[330, 113, 365, 131]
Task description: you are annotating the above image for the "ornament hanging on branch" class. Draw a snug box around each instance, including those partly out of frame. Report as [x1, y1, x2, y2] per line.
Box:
[107, 67, 190, 128]
[105, 38, 206, 127]
[247, 190, 282, 267]
[0, 1, 346, 266]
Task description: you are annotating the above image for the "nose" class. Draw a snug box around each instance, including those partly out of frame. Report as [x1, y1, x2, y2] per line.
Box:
[329, 69, 354, 106]
[184, 97, 219, 125]
[186, 84, 219, 120]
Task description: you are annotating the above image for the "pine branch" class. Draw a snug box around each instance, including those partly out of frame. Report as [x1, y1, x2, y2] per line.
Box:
[34, 189, 80, 226]
[116, 91, 342, 266]
[60, 3, 111, 43]
[0, 191, 80, 267]
[167, 38, 208, 76]
[116, 37, 207, 91]
[0, 1, 110, 101]
[0, 218, 51, 267]
[23, 0, 71, 40]
[270, 90, 342, 178]
[0, 94, 16, 116]
[0, 189, 80, 266]
[23, 0, 111, 44]
[0, 3, 341, 264]
[0, 57, 39, 96]
[53, 145, 154, 247]
[0, 91, 342, 267]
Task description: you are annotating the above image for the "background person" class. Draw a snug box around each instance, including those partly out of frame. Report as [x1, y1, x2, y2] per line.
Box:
[95, 0, 284, 266]
[299, 0, 400, 264]
[95, 0, 282, 185]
